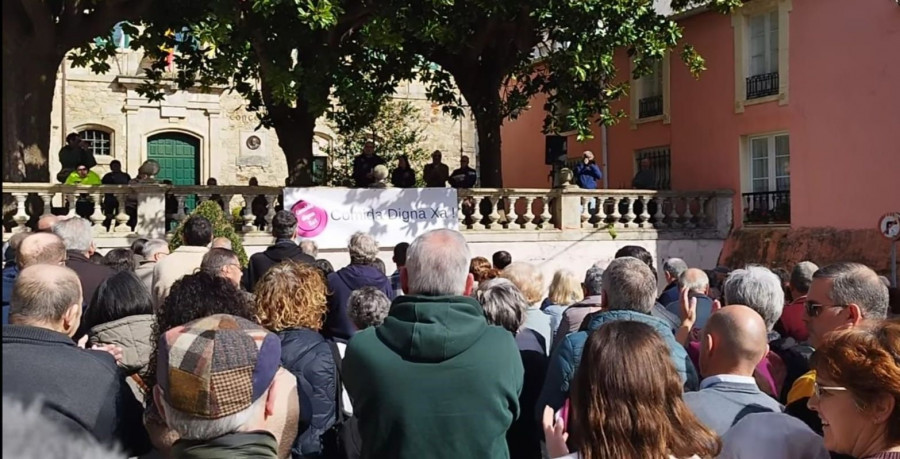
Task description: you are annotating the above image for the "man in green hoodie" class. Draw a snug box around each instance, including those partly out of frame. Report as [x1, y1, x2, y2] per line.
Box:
[344, 229, 524, 459]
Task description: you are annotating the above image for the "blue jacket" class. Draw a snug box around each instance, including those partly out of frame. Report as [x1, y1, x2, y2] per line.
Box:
[324, 264, 394, 340]
[2, 265, 18, 325]
[536, 309, 699, 417]
[573, 163, 603, 189]
[278, 328, 338, 458]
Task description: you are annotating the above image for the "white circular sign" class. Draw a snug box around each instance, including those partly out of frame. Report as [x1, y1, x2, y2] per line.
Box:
[879, 212, 900, 240]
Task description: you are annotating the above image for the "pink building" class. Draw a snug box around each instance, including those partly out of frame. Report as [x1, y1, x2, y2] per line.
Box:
[501, 0, 900, 271]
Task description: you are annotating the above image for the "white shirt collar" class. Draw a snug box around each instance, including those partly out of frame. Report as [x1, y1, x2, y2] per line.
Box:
[699, 374, 757, 390]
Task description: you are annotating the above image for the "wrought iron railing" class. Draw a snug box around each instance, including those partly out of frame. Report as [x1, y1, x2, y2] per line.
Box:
[746, 72, 779, 99]
[638, 95, 663, 118]
[743, 190, 790, 224]
[634, 147, 671, 190]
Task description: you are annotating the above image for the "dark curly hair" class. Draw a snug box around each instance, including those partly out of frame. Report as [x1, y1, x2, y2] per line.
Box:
[144, 270, 255, 393]
[102, 248, 135, 272]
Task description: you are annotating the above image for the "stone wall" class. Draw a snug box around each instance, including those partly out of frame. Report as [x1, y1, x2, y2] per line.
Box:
[48, 51, 477, 186]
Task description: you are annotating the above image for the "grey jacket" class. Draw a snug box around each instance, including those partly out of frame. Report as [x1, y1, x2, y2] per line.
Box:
[552, 296, 602, 351]
[88, 314, 154, 403]
[134, 260, 156, 294]
[683, 379, 783, 436]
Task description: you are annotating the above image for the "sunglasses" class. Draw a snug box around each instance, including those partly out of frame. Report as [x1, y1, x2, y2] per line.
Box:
[804, 301, 847, 318]
[813, 381, 848, 398]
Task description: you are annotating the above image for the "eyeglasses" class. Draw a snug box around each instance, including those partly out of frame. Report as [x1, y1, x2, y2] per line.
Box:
[804, 301, 847, 318]
[814, 381, 849, 398]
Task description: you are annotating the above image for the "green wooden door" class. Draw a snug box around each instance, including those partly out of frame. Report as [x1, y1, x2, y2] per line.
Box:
[147, 133, 200, 225]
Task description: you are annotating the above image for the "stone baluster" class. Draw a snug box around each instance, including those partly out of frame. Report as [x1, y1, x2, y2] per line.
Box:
[522, 196, 537, 230]
[40, 193, 54, 218]
[697, 196, 710, 228]
[472, 196, 487, 231]
[65, 193, 78, 218]
[609, 196, 621, 227]
[11, 193, 29, 233]
[241, 194, 256, 232]
[683, 196, 695, 228]
[580, 197, 590, 228]
[539, 196, 552, 230]
[196, 192, 211, 205]
[174, 194, 187, 225]
[221, 194, 235, 215]
[638, 195, 651, 227]
[458, 197, 467, 229]
[653, 197, 667, 229]
[487, 195, 501, 229]
[264, 194, 278, 230]
[623, 196, 637, 227]
[595, 196, 608, 228]
[114, 191, 131, 233]
[670, 197, 684, 228]
[90, 192, 106, 233]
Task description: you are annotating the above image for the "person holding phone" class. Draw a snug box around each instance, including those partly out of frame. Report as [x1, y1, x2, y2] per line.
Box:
[573, 151, 603, 190]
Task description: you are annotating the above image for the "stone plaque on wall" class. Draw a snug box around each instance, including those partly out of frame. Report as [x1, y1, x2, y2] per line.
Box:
[238, 131, 269, 167]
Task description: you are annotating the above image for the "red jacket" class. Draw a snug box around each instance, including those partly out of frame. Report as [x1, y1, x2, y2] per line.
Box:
[778, 296, 809, 343]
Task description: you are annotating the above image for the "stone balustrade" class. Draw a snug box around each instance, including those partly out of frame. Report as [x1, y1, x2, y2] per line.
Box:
[2, 184, 733, 246]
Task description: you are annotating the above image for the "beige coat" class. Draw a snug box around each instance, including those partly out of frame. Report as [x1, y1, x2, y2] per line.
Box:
[134, 260, 157, 293]
[151, 245, 208, 309]
[88, 314, 154, 403]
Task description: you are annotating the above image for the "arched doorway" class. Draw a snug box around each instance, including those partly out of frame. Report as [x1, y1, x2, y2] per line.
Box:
[147, 132, 201, 223]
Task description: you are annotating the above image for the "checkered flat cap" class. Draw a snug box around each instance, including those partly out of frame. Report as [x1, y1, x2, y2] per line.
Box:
[157, 314, 281, 419]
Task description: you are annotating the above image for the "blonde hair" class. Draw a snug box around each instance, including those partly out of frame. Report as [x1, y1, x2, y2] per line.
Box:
[254, 261, 328, 331]
[500, 262, 544, 305]
[548, 269, 584, 305]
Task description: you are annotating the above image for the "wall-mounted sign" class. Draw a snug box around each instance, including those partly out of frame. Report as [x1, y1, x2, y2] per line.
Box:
[878, 212, 900, 240]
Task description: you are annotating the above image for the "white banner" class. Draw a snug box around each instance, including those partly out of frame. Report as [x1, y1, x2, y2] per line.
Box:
[283, 187, 459, 249]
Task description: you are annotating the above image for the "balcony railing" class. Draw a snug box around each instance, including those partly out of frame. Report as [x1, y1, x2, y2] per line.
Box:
[1, 183, 734, 246]
[746, 72, 779, 100]
[743, 190, 790, 225]
[638, 95, 663, 118]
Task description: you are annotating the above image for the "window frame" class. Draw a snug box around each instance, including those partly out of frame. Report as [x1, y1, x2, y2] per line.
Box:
[732, 0, 792, 112]
[77, 127, 114, 157]
[741, 131, 790, 195]
[634, 145, 672, 190]
[630, 52, 671, 127]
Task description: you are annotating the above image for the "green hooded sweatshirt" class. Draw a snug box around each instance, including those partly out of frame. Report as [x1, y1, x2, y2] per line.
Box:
[344, 295, 524, 459]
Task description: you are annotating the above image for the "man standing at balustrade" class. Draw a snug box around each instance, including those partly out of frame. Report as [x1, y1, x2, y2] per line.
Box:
[57, 133, 97, 183]
[101, 160, 132, 225]
[632, 158, 657, 190]
[573, 150, 603, 189]
[449, 155, 478, 189]
[423, 150, 450, 188]
[352, 141, 386, 188]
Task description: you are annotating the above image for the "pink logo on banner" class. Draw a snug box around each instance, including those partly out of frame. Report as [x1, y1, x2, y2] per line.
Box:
[291, 200, 328, 238]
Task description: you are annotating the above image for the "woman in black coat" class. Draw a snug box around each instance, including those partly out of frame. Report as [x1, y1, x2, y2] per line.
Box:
[254, 260, 338, 458]
[390, 156, 417, 188]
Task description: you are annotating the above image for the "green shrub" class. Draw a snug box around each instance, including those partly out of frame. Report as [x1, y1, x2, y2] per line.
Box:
[169, 200, 249, 267]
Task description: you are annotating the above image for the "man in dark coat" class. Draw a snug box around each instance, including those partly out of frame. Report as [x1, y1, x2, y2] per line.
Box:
[352, 141, 386, 188]
[245, 210, 315, 292]
[324, 232, 393, 340]
[449, 155, 478, 189]
[52, 217, 116, 339]
[2, 265, 150, 455]
[57, 132, 97, 183]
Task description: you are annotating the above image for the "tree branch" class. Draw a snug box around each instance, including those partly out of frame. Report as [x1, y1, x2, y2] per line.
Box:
[57, 0, 154, 53]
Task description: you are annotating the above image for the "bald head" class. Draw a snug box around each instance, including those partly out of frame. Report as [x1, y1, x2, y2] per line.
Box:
[700, 305, 769, 377]
[10, 265, 83, 332]
[17, 233, 67, 269]
[679, 268, 709, 294]
[37, 215, 61, 233]
[211, 237, 232, 250]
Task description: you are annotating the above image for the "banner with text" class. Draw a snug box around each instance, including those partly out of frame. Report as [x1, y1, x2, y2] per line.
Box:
[282, 188, 459, 249]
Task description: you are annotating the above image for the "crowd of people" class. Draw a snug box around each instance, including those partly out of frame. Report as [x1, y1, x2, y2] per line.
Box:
[3, 211, 900, 459]
[352, 142, 479, 189]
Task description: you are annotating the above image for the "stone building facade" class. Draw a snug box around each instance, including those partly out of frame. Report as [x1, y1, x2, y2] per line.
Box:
[49, 48, 477, 187]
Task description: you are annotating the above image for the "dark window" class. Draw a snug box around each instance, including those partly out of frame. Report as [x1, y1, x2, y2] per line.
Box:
[635, 147, 671, 190]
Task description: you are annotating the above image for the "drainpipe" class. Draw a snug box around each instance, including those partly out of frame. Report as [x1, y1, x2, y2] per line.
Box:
[601, 124, 609, 189]
[61, 59, 68, 142]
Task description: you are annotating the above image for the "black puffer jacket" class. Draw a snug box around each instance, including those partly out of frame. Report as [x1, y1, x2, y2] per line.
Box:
[278, 328, 338, 458]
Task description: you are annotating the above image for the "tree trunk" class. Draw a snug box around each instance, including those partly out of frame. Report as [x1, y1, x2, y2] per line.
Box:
[459, 84, 505, 188]
[271, 110, 317, 187]
[2, 46, 62, 183]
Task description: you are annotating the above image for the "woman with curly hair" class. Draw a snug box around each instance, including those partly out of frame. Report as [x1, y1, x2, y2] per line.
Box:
[255, 260, 338, 459]
[470, 256, 499, 288]
[543, 320, 720, 459]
